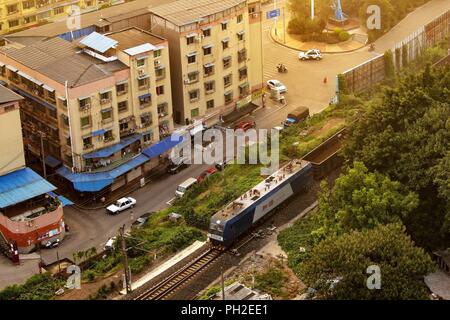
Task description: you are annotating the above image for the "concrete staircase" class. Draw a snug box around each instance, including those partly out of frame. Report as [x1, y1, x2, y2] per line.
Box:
[352, 33, 368, 45]
[0, 230, 11, 259]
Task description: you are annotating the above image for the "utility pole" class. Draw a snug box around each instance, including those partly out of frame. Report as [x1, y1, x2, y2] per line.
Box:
[221, 266, 226, 301]
[311, 0, 315, 20]
[283, 7, 286, 44]
[40, 132, 47, 179]
[119, 225, 131, 294]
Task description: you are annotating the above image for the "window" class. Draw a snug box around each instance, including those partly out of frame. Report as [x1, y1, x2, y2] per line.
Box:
[22, 0, 35, 9]
[120, 122, 128, 131]
[239, 83, 249, 96]
[24, 16, 36, 24]
[186, 35, 195, 45]
[61, 114, 69, 126]
[7, 4, 18, 14]
[203, 45, 212, 55]
[137, 58, 146, 67]
[155, 67, 165, 79]
[118, 101, 128, 113]
[191, 108, 199, 118]
[204, 81, 215, 94]
[100, 91, 111, 103]
[224, 91, 233, 104]
[237, 31, 245, 41]
[187, 53, 196, 64]
[139, 94, 151, 107]
[8, 20, 19, 28]
[224, 74, 232, 88]
[116, 83, 127, 95]
[202, 27, 211, 37]
[140, 113, 152, 127]
[157, 103, 168, 117]
[154, 49, 161, 58]
[222, 39, 229, 50]
[189, 89, 199, 102]
[156, 85, 164, 96]
[83, 136, 92, 149]
[143, 131, 153, 142]
[101, 108, 113, 122]
[203, 64, 214, 77]
[221, 21, 228, 31]
[104, 130, 113, 142]
[138, 77, 149, 89]
[223, 56, 232, 69]
[59, 97, 67, 108]
[237, 14, 243, 24]
[187, 72, 199, 84]
[206, 99, 215, 109]
[54, 7, 64, 15]
[239, 67, 248, 80]
[79, 97, 91, 110]
[238, 49, 247, 63]
[80, 116, 91, 128]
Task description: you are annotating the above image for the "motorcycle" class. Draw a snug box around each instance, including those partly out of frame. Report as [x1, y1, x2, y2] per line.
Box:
[368, 43, 375, 52]
[277, 64, 288, 73]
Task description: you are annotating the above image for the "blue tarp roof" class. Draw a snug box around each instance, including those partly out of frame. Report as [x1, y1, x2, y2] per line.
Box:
[56, 154, 150, 192]
[91, 129, 106, 137]
[83, 134, 142, 159]
[0, 168, 57, 209]
[142, 134, 184, 159]
[80, 32, 118, 53]
[44, 155, 62, 168]
[12, 88, 56, 111]
[47, 191, 74, 207]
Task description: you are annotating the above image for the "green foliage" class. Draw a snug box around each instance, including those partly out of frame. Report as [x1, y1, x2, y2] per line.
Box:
[338, 30, 350, 42]
[337, 74, 348, 94]
[129, 255, 152, 274]
[88, 281, 117, 300]
[299, 223, 436, 299]
[316, 161, 419, 236]
[384, 50, 395, 79]
[255, 266, 290, 299]
[287, 0, 329, 35]
[0, 273, 64, 300]
[402, 44, 409, 67]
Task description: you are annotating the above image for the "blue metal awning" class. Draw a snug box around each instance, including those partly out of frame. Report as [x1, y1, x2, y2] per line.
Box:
[47, 191, 74, 207]
[44, 155, 62, 168]
[0, 168, 57, 209]
[83, 134, 141, 159]
[12, 87, 56, 111]
[91, 129, 106, 137]
[139, 93, 151, 100]
[56, 154, 150, 192]
[142, 134, 184, 159]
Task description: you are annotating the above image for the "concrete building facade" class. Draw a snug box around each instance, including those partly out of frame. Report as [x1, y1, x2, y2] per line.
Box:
[149, 0, 264, 124]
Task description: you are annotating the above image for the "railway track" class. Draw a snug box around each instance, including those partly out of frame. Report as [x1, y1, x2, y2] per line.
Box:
[135, 248, 222, 300]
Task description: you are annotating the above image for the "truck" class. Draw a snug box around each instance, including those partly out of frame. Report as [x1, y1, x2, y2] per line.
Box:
[284, 106, 310, 128]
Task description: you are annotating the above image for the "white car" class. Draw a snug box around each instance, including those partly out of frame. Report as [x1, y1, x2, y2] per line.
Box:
[298, 49, 322, 61]
[106, 197, 136, 214]
[266, 79, 287, 94]
[104, 237, 117, 251]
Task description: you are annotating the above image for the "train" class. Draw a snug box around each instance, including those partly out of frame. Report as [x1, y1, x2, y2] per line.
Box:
[208, 128, 346, 248]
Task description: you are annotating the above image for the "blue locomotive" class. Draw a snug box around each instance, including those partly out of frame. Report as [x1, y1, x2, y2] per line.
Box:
[208, 160, 313, 247]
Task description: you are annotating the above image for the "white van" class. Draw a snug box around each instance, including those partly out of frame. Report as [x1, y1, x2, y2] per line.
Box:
[175, 177, 198, 198]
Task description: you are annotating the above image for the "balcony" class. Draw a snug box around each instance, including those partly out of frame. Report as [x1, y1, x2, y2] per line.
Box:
[83, 143, 94, 150]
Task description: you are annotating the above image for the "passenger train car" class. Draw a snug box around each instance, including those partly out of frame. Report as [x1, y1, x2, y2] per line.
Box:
[208, 160, 313, 247]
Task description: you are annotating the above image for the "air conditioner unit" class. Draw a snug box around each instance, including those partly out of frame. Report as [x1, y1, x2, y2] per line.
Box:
[138, 69, 146, 76]
[100, 99, 109, 104]
[154, 60, 161, 67]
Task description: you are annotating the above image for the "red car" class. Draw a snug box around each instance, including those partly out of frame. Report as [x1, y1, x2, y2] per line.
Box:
[235, 121, 255, 132]
[197, 167, 218, 183]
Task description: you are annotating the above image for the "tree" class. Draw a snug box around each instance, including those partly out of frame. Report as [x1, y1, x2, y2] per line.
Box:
[300, 223, 435, 300]
[317, 162, 419, 236]
[384, 49, 395, 79]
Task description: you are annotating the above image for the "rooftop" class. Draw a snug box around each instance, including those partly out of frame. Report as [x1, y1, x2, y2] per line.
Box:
[151, 0, 246, 26]
[0, 85, 23, 104]
[0, 37, 127, 87]
[107, 27, 166, 53]
[213, 282, 272, 300]
[8, 0, 176, 38]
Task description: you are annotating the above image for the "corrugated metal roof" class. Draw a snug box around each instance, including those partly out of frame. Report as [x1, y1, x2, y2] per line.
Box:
[0, 168, 57, 209]
[142, 134, 183, 158]
[80, 32, 118, 53]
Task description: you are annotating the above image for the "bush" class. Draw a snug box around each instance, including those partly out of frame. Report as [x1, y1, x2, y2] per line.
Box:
[129, 255, 152, 274]
[0, 273, 64, 300]
[338, 31, 350, 42]
[84, 270, 96, 282]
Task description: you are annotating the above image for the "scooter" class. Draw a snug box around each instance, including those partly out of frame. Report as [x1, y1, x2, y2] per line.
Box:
[368, 43, 375, 52]
[277, 64, 288, 73]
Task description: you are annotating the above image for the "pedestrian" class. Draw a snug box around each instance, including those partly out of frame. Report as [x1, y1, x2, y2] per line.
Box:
[323, 76, 328, 84]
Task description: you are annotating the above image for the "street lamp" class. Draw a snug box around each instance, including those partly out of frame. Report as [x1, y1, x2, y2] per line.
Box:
[311, 0, 315, 20]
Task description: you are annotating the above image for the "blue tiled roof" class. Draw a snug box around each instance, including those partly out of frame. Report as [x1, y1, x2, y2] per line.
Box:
[142, 134, 184, 159]
[0, 168, 57, 209]
[83, 134, 142, 159]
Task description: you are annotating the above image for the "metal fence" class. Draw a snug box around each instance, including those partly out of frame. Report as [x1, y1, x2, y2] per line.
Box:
[339, 9, 450, 95]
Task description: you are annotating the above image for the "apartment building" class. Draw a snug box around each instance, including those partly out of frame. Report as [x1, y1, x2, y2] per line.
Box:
[0, 85, 68, 254]
[149, 0, 263, 124]
[0, 0, 119, 35]
[0, 27, 176, 193]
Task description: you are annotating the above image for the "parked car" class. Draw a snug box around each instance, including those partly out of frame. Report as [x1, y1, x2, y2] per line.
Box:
[131, 212, 154, 229]
[167, 156, 190, 174]
[106, 197, 136, 214]
[104, 237, 117, 251]
[197, 167, 218, 183]
[266, 79, 287, 94]
[215, 158, 233, 171]
[234, 120, 256, 132]
[175, 178, 198, 198]
[298, 49, 322, 61]
[43, 238, 60, 249]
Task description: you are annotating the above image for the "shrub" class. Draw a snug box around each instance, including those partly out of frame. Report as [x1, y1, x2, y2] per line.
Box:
[338, 31, 350, 42]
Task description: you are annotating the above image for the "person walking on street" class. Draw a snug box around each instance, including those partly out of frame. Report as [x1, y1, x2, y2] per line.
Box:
[323, 76, 328, 84]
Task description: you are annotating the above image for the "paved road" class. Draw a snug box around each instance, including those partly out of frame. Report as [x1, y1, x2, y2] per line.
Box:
[2, 0, 446, 289]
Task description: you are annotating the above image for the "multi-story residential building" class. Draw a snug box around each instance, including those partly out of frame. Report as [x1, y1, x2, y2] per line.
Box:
[0, 0, 120, 35]
[0, 84, 68, 254]
[0, 27, 177, 194]
[149, 0, 263, 124]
